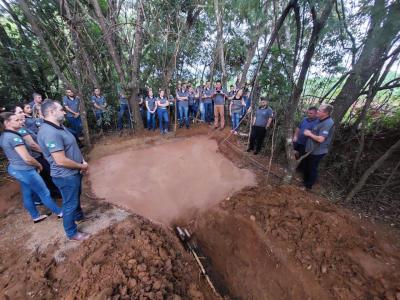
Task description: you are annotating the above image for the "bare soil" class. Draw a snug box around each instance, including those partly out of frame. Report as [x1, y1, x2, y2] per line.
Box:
[1, 124, 399, 299]
[89, 135, 256, 224]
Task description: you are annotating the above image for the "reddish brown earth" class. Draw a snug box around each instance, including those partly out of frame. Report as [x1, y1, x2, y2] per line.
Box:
[0, 124, 399, 299]
[89, 135, 256, 224]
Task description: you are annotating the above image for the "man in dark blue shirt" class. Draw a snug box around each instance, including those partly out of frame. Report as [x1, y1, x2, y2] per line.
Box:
[302, 104, 335, 190]
[62, 89, 82, 139]
[91, 88, 107, 124]
[293, 107, 318, 159]
[117, 90, 133, 132]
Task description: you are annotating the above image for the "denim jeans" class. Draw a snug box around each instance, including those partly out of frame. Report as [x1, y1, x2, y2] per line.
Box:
[52, 174, 84, 238]
[189, 104, 198, 121]
[66, 115, 82, 138]
[95, 111, 103, 121]
[199, 102, 205, 121]
[204, 102, 213, 123]
[117, 104, 132, 130]
[146, 111, 156, 130]
[231, 112, 241, 131]
[8, 166, 61, 219]
[178, 103, 189, 128]
[157, 109, 169, 133]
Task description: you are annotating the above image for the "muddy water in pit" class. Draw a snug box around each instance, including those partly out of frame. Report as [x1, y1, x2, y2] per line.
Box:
[89, 136, 256, 224]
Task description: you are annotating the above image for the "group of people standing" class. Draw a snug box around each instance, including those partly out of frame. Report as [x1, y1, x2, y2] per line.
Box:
[0, 80, 334, 242]
[141, 81, 252, 134]
[0, 95, 90, 241]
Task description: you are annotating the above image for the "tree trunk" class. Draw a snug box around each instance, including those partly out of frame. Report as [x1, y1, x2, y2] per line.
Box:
[331, 0, 400, 123]
[283, 0, 335, 184]
[345, 138, 400, 201]
[250, 0, 297, 87]
[59, 0, 99, 88]
[18, 0, 69, 86]
[128, 0, 144, 132]
[90, 0, 125, 84]
[214, 0, 227, 86]
[238, 23, 266, 88]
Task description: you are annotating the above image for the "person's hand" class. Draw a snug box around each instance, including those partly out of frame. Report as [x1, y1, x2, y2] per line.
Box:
[293, 136, 298, 142]
[74, 112, 80, 118]
[37, 164, 43, 172]
[303, 129, 311, 137]
[81, 162, 89, 175]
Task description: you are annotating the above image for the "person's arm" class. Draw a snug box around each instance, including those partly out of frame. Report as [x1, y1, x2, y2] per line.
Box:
[293, 127, 300, 142]
[241, 99, 246, 106]
[152, 102, 158, 113]
[23, 135, 42, 153]
[64, 105, 77, 115]
[51, 151, 88, 170]
[145, 100, 150, 111]
[229, 101, 232, 115]
[14, 145, 42, 171]
[266, 118, 272, 129]
[303, 130, 325, 143]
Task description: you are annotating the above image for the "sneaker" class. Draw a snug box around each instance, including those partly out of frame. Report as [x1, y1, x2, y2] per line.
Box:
[34, 201, 43, 206]
[33, 215, 48, 224]
[57, 212, 63, 219]
[68, 232, 90, 242]
[234, 131, 238, 135]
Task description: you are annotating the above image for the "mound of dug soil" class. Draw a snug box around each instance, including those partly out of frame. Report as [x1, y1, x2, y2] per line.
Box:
[1, 215, 208, 300]
[192, 184, 400, 300]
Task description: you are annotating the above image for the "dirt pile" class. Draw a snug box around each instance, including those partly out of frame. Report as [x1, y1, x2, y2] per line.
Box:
[1, 215, 208, 300]
[192, 184, 400, 299]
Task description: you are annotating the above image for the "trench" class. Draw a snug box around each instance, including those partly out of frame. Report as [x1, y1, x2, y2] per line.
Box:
[88, 135, 332, 299]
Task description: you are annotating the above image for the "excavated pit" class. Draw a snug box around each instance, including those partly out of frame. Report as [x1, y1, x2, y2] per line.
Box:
[87, 132, 400, 299]
[89, 135, 256, 224]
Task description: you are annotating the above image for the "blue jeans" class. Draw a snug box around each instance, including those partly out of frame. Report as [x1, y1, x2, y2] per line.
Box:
[231, 112, 241, 131]
[8, 166, 61, 219]
[146, 111, 156, 130]
[95, 111, 103, 121]
[204, 102, 213, 123]
[189, 104, 197, 121]
[117, 104, 132, 130]
[66, 115, 82, 138]
[52, 174, 84, 238]
[157, 109, 169, 133]
[178, 103, 189, 128]
[199, 102, 205, 121]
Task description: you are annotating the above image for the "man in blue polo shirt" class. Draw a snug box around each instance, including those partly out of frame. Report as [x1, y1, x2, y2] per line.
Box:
[293, 106, 319, 160]
[91, 88, 107, 124]
[62, 89, 82, 139]
[302, 104, 335, 190]
[37, 100, 90, 241]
